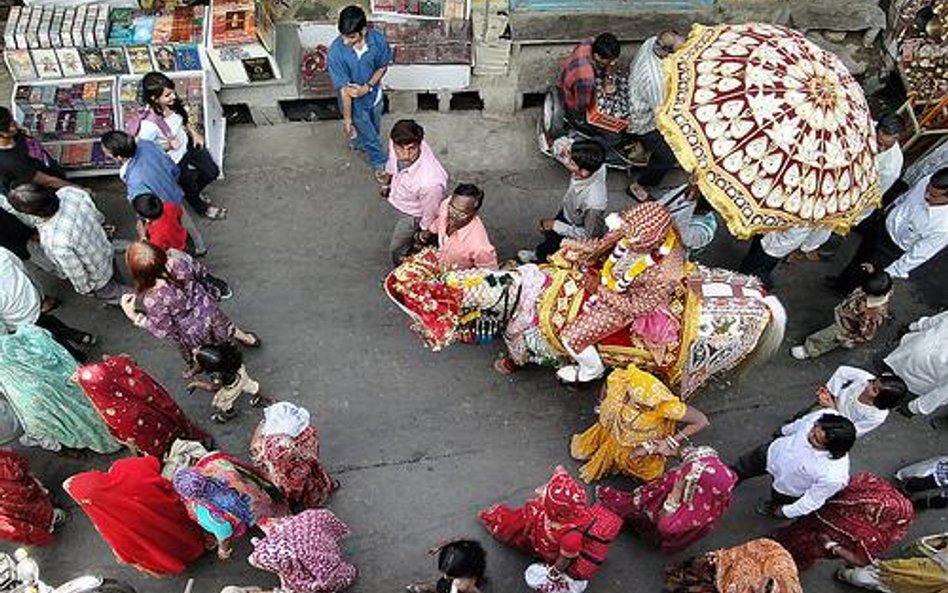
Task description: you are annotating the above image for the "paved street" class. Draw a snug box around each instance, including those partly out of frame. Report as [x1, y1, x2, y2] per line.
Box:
[18, 112, 948, 592]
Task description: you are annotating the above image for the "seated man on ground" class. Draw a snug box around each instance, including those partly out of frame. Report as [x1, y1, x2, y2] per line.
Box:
[555, 32, 622, 123]
[414, 183, 498, 270]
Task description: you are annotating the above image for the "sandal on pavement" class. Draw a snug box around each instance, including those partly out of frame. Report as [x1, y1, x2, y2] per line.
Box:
[239, 332, 262, 348]
[625, 183, 651, 203]
[74, 333, 98, 348]
[40, 296, 62, 315]
[494, 356, 520, 375]
[202, 205, 228, 220]
[250, 394, 273, 408]
[212, 409, 237, 424]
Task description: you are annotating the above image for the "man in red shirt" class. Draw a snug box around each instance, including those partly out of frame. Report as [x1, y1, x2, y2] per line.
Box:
[555, 33, 621, 120]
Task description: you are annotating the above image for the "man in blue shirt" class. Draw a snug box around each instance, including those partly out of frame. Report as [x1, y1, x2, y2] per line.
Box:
[328, 5, 393, 185]
[101, 130, 206, 254]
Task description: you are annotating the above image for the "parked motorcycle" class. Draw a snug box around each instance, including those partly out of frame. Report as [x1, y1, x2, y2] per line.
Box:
[536, 87, 648, 170]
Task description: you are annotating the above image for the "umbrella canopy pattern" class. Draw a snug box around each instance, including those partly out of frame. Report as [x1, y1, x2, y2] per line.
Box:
[658, 23, 880, 238]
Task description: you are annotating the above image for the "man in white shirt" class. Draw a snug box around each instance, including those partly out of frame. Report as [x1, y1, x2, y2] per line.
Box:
[884, 310, 948, 418]
[832, 167, 948, 292]
[806, 365, 907, 436]
[733, 412, 855, 519]
[739, 226, 830, 288]
[7, 184, 127, 304]
[0, 246, 95, 359]
[626, 30, 684, 201]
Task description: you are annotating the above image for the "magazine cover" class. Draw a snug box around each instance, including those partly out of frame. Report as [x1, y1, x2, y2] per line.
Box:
[126, 45, 154, 74]
[5, 50, 37, 81]
[55, 48, 85, 77]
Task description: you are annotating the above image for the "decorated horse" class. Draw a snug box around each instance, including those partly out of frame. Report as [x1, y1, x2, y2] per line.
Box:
[385, 254, 783, 400]
[384, 203, 785, 399]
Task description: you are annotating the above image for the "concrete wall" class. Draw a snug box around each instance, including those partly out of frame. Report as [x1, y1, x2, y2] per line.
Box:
[223, 0, 887, 121]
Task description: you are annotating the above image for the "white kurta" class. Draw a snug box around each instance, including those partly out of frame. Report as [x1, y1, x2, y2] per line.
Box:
[0, 247, 40, 332]
[626, 36, 665, 135]
[885, 310, 948, 415]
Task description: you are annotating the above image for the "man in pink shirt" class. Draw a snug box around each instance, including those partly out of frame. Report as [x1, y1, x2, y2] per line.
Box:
[384, 119, 448, 265]
[415, 183, 498, 270]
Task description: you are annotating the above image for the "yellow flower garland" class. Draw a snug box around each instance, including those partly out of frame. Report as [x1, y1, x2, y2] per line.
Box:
[601, 231, 677, 292]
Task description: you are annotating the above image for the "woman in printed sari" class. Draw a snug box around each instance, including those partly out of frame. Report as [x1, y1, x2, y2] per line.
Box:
[597, 445, 737, 553]
[775, 473, 913, 572]
[63, 455, 206, 575]
[173, 451, 287, 560]
[250, 402, 338, 509]
[666, 538, 803, 593]
[0, 450, 65, 546]
[570, 365, 709, 483]
[248, 509, 357, 593]
[74, 354, 210, 458]
[121, 242, 259, 375]
[0, 325, 120, 454]
[837, 533, 948, 593]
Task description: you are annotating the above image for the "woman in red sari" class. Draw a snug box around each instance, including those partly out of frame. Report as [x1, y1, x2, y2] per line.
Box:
[597, 446, 737, 554]
[63, 455, 206, 575]
[0, 450, 64, 546]
[250, 402, 338, 509]
[479, 465, 625, 582]
[775, 472, 914, 571]
[74, 354, 209, 458]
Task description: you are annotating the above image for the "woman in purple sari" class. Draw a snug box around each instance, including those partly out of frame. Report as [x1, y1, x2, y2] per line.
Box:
[597, 446, 737, 553]
[120, 241, 259, 375]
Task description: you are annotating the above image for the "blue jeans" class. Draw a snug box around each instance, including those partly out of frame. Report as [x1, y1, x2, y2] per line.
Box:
[351, 99, 386, 170]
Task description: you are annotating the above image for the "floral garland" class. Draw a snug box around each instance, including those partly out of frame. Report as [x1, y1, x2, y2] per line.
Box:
[601, 231, 677, 292]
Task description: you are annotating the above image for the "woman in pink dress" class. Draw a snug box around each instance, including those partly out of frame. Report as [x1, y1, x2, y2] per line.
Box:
[597, 446, 737, 553]
[249, 509, 357, 593]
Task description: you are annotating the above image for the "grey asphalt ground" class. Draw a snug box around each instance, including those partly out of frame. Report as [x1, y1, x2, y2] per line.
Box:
[13, 112, 948, 593]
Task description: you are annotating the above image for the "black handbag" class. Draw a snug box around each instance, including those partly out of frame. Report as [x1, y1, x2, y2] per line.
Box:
[185, 144, 220, 187]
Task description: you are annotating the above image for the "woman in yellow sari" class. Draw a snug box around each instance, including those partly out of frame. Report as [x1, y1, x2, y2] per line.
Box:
[837, 533, 948, 593]
[570, 365, 709, 483]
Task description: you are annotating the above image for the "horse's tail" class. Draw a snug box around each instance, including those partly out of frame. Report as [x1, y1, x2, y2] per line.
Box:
[737, 294, 786, 376]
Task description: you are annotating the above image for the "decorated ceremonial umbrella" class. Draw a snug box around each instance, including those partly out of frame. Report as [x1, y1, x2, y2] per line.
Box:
[657, 23, 881, 239]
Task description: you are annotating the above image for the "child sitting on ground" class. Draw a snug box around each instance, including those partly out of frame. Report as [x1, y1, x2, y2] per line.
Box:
[791, 264, 892, 360]
[187, 343, 272, 423]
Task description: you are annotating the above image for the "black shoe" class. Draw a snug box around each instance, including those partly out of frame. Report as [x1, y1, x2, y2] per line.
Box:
[896, 403, 916, 418]
[929, 414, 948, 430]
[204, 275, 233, 301]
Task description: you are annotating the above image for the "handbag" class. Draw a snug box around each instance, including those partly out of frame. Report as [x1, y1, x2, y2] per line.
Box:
[185, 143, 221, 187]
[524, 564, 587, 593]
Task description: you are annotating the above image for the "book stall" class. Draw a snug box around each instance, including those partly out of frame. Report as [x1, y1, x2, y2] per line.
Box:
[3, 0, 226, 176]
[298, 1, 472, 100]
[371, 0, 471, 90]
[204, 0, 281, 86]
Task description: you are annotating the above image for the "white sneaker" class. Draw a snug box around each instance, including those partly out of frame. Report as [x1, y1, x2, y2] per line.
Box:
[517, 249, 537, 264]
[790, 345, 809, 360]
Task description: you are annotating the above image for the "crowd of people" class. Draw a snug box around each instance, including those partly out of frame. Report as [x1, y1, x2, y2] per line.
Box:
[0, 6, 946, 593]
